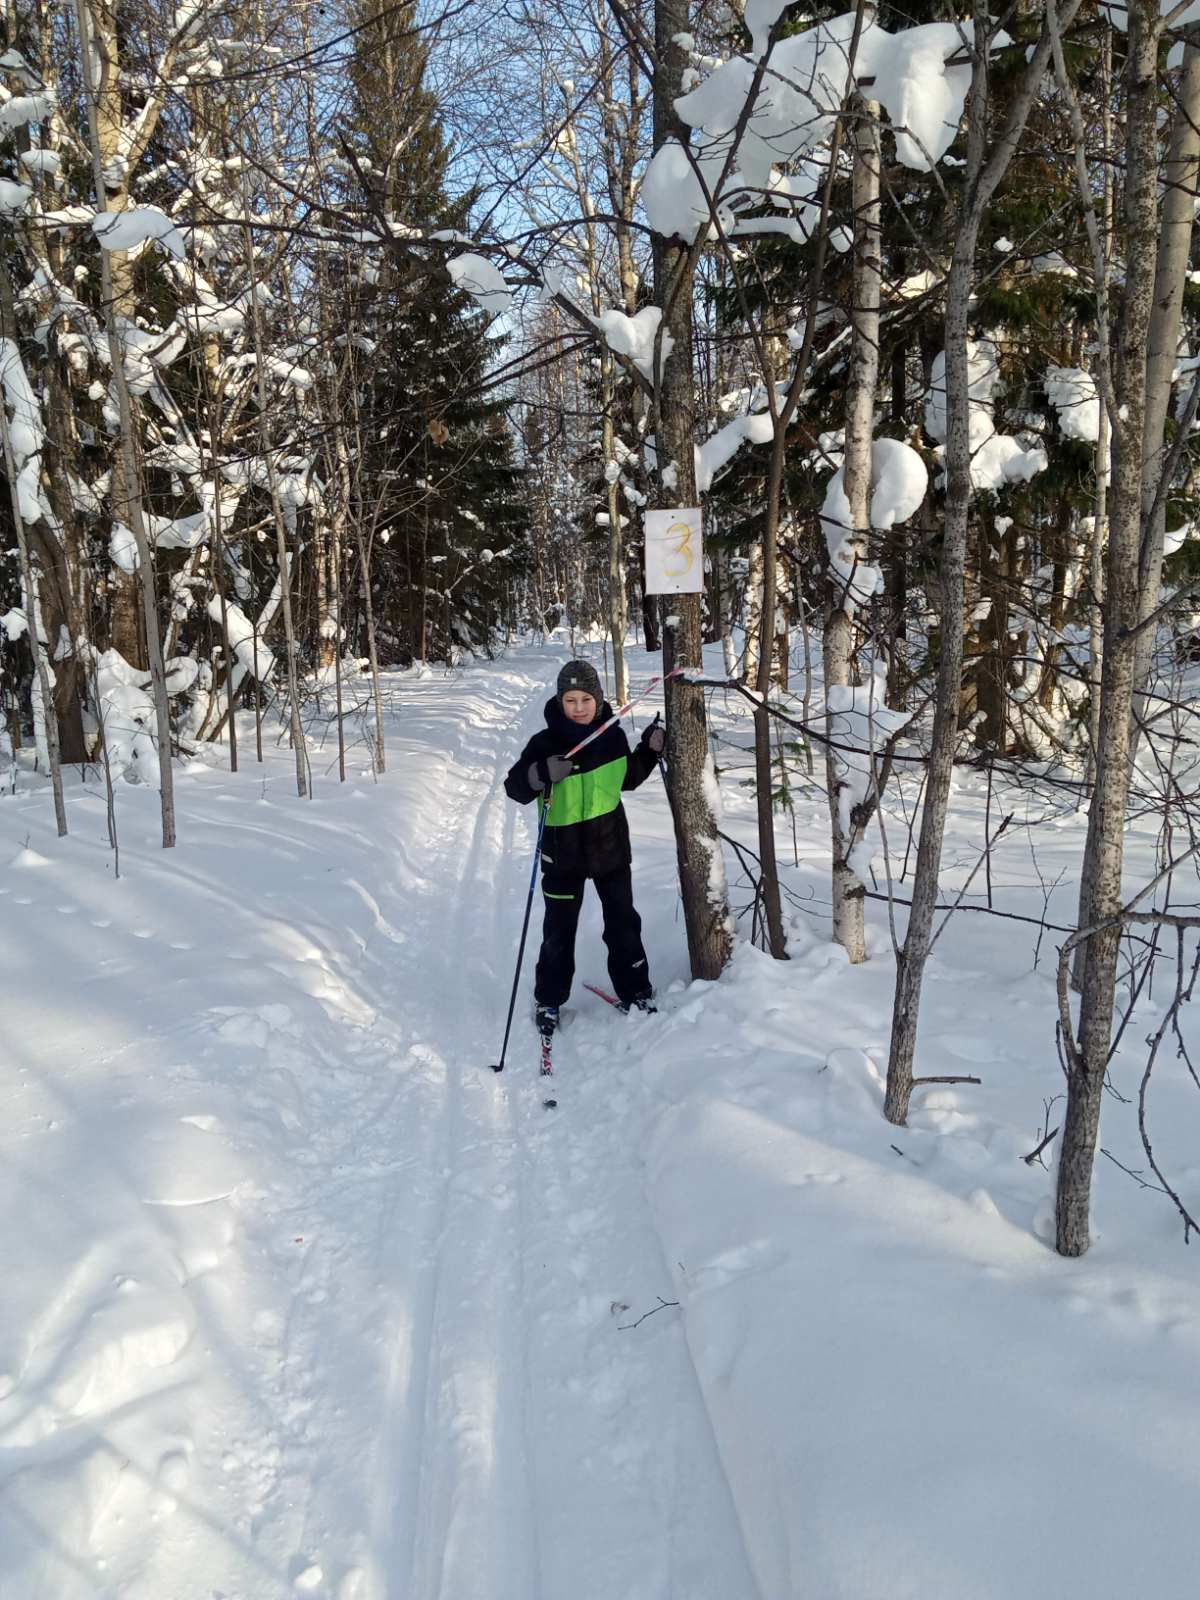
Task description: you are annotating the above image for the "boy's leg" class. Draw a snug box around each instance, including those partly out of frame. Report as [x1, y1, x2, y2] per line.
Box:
[594, 867, 651, 1004]
[534, 869, 584, 1006]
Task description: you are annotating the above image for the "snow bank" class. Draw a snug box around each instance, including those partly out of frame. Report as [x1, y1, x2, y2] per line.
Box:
[642, 932, 1200, 1600]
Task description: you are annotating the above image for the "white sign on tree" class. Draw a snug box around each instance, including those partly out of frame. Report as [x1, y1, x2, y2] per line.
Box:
[645, 507, 703, 594]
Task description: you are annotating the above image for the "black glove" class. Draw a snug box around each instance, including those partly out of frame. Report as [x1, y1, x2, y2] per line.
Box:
[528, 753, 575, 791]
[640, 723, 666, 755]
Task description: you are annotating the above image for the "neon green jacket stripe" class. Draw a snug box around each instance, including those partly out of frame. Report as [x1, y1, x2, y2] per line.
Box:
[539, 755, 628, 828]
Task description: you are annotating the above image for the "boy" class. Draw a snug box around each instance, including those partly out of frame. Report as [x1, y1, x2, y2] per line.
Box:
[504, 659, 666, 1036]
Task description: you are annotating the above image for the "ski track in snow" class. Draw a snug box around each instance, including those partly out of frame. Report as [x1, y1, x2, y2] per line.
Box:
[0, 654, 757, 1599]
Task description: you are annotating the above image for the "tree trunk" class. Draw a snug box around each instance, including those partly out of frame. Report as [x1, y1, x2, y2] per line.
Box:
[652, 0, 731, 981]
[0, 381, 68, 835]
[1129, 39, 1200, 750]
[884, 6, 1069, 1123]
[1056, 0, 1160, 1256]
[76, 0, 176, 844]
[824, 96, 881, 966]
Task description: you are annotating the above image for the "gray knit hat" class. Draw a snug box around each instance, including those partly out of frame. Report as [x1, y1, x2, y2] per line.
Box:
[557, 659, 603, 707]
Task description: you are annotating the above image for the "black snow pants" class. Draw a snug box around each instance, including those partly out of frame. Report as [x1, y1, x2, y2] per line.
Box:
[534, 865, 651, 1008]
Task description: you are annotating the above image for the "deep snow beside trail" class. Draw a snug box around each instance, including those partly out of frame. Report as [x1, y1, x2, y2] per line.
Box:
[3, 637, 1199, 1600]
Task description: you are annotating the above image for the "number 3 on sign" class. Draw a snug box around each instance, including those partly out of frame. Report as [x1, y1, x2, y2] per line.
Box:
[644, 507, 703, 594]
[664, 519, 695, 577]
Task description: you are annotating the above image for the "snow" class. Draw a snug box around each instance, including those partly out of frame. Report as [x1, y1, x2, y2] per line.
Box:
[926, 342, 1048, 492]
[19, 148, 61, 178]
[587, 305, 672, 380]
[0, 176, 33, 215]
[109, 521, 140, 573]
[654, 14, 1003, 242]
[207, 595, 277, 682]
[2, 641, 1198, 1600]
[87, 647, 164, 785]
[1045, 365, 1102, 443]
[0, 90, 57, 131]
[743, 0, 790, 55]
[695, 408, 775, 492]
[0, 336, 46, 524]
[91, 207, 188, 261]
[821, 437, 928, 613]
[640, 139, 727, 243]
[861, 22, 984, 172]
[446, 253, 512, 315]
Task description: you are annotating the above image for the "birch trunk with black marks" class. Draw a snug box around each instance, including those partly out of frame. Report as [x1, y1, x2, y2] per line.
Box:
[239, 183, 308, 800]
[75, 0, 176, 845]
[825, 95, 881, 966]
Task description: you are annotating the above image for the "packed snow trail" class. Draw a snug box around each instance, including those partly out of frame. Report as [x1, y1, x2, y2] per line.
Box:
[0, 649, 758, 1600]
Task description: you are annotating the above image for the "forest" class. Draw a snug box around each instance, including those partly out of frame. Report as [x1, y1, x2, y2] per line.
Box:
[2, 4, 1199, 1595]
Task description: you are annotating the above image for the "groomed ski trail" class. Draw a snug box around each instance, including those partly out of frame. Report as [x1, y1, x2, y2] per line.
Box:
[280, 654, 761, 1600]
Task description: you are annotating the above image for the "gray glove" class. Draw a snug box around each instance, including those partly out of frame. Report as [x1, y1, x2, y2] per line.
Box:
[640, 723, 666, 755]
[528, 753, 575, 791]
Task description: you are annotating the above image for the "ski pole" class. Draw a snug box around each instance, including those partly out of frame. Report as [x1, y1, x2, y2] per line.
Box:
[490, 791, 551, 1074]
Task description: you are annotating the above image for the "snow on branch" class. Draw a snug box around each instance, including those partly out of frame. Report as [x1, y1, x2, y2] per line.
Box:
[92, 207, 187, 261]
[0, 337, 46, 526]
[447, 253, 512, 314]
[821, 437, 928, 614]
[926, 343, 1048, 493]
[643, 14, 1008, 242]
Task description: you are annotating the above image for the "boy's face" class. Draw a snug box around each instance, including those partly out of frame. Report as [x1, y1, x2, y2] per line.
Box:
[562, 690, 598, 724]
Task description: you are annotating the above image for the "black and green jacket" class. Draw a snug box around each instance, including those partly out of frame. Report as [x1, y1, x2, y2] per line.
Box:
[504, 698, 659, 878]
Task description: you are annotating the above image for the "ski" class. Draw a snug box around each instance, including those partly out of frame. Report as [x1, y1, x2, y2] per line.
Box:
[539, 1027, 557, 1108]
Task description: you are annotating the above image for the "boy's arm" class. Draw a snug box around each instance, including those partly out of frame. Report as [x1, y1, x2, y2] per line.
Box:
[504, 738, 543, 804]
[622, 728, 661, 791]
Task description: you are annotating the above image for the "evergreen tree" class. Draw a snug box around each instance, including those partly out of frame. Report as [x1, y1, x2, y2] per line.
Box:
[339, 0, 528, 664]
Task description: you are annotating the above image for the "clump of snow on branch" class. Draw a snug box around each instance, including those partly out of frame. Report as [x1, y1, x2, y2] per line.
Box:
[208, 597, 277, 683]
[696, 409, 775, 492]
[1044, 366, 1101, 443]
[925, 342, 1048, 491]
[91, 207, 187, 261]
[0, 338, 46, 524]
[827, 667, 912, 879]
[643, 15, 1003, 242]
[447, 253, 512, 315]
[0, 178, 32, 216]
[821, 438, 928, 613]
[639, 141, 728, 244]
[587, 306, 672, 380]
